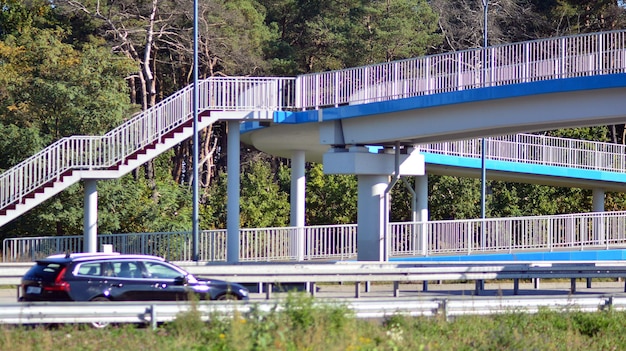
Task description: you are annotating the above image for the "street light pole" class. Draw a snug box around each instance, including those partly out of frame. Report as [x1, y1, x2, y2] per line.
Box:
[192, 0, 200, 261]
[480, 0, 489, 220]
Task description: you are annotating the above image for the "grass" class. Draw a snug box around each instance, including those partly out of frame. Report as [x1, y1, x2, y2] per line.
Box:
[3, 293, 626, 350]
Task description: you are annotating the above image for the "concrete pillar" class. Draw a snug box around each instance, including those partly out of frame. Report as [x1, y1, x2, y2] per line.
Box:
[357, 174, 389, 261]
[323, 146, 424, 262]
[416, 175, 429, 255]
[83, 179, 98, 253]
[290, 150, 306, 261]
[227, 120, 240, 263]
[592, 188, 605, 212]
[416, 175, 428, 222]
[593, 188, 605, 245]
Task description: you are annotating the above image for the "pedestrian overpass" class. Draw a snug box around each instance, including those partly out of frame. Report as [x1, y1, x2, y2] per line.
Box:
[2, 30, 626, 262]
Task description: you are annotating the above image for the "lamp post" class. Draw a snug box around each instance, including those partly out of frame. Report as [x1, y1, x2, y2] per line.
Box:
[480, 0, 488, 220]
[192, 0, 200, 261]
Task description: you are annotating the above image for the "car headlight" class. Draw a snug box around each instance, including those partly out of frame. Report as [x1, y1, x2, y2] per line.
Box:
[238, 288, 249, 297]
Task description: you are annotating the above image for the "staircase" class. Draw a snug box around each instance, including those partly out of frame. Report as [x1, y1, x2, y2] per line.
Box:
[0, 77, 295, 227]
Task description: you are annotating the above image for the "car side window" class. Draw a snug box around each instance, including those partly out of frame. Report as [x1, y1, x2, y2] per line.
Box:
[143, 261, 184, 279]
[76, 262, 102, 276]
[112, 261, 141, 278]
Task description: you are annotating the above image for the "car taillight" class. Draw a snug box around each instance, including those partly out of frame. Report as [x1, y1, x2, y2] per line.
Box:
[43, 266, 70, 292]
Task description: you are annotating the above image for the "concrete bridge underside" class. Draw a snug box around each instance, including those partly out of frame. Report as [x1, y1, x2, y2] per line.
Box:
[246, 77, 626, 160]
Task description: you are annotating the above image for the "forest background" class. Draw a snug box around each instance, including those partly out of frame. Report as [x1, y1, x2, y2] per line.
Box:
[1, 0, 626, 241]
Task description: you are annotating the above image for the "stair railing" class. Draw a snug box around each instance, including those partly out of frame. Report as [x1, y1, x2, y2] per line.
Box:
[0, 77, 295, 212]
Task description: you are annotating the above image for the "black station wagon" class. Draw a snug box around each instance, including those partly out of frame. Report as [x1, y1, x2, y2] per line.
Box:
[19, 253, 249, 302]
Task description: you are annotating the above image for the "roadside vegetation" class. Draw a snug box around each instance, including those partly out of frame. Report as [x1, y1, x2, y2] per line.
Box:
[2, 294, 626, 351]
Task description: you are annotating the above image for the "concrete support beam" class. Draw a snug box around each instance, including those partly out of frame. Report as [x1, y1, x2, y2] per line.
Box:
[357, 174, 389, 261]
[593, 188, 605, 212]
[83, 179, 98, 253]
[290, 150, 306, 261]
[227, 120, 240, 263]
[324, 146, 425, 261]
[593, 188, 605, 245]
[416, 175, 429, 255]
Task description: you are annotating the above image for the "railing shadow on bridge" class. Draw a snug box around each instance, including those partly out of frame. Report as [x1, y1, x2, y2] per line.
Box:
[4, 211, 626, 263]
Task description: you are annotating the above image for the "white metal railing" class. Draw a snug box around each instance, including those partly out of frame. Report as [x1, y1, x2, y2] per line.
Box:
[4, 211, 626, 262]
[0, 77, 295, 214]
[296, 30, 626, 109]
[419, 133, 626, 173]
[390, 211, 626, 256]
[1, 224, 358, 262]
[1, 231, 227, 263]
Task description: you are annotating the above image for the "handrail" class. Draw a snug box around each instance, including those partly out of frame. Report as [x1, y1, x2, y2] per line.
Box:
[419, 133, 626, 173]
[296, 30, 626, 109]
[0, 77, 295, 213]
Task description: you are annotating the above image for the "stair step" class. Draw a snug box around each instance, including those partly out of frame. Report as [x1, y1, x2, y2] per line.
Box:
[19, 171, 70, 202]
[0, 203, 17, 215]
[122, 141, 160, 165]
[159, 118, 201, 142]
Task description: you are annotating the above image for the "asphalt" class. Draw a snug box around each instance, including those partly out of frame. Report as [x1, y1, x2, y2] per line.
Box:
[0, 288, 18, 303]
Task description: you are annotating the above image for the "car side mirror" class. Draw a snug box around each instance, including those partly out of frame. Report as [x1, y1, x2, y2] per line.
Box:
[174, 275, 188, 286]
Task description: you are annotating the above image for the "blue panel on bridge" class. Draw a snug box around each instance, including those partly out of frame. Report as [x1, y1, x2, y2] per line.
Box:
[422, 153, 626, 183]
[391, 249, 626, 262]
[272, 73, 626, 124]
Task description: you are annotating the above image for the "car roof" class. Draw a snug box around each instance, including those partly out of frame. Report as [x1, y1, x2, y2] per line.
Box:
[38, 252, 166, 264]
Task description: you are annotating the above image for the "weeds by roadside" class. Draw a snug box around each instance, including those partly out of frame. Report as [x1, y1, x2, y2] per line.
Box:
[3, 294, 626, 351]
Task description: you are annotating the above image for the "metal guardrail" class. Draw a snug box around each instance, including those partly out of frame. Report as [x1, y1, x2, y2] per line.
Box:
[2, 295, 626, 328]
[4, 261, 626, 297]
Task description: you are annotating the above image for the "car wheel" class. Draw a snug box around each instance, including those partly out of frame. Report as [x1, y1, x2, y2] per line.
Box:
[90, 297, 111, 329]
[216, 293, 239, 301]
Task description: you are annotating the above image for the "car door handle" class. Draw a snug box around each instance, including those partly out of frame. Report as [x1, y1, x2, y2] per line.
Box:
[153, 283, 167, 289]
[111, 283, 123, 288]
